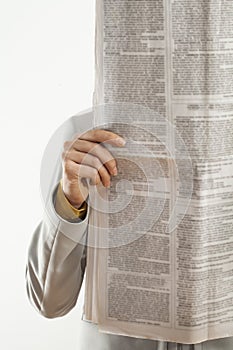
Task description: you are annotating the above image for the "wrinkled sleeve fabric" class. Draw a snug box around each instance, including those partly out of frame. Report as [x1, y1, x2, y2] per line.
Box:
[25, 113, 93, 319]
[25, 180, 89, 318]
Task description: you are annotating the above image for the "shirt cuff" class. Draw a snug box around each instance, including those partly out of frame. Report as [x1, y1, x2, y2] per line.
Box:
[54, 179, 88, 222]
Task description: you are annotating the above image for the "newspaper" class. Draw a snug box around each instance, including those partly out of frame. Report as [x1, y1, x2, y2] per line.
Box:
[83, 0, 233, 344]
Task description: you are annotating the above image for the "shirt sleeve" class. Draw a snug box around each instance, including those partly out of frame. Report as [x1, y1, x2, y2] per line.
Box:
[25, 181, 89, 318]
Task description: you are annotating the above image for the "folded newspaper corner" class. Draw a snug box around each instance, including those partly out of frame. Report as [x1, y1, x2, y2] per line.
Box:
[83, 0, 233, 344]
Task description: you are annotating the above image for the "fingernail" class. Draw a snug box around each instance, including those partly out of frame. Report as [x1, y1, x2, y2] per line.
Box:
[115, 137, 126, 146]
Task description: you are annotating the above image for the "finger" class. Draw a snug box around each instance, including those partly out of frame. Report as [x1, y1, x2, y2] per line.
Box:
[77, 129, 126, 147]
[64, 150, 112, 188]
[63, 140, 72, 153]
[70, 161, 101, 186]
[71, 140, 117, 175]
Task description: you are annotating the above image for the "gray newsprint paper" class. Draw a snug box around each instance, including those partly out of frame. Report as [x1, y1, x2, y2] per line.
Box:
[83, 0, 233, 344]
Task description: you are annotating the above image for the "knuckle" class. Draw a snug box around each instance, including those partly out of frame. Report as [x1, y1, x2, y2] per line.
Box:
[61, 149, 71, 161]
[61, 150, 68, 160]
[63, 140, 72, 152]
[73, 139, 81, 150]
[63, 160, 75, 177]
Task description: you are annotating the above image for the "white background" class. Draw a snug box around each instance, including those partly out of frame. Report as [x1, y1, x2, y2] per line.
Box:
[0, 1, 95, 349]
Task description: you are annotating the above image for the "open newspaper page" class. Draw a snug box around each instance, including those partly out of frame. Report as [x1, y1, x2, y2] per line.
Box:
[84, 0, 233, 344]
